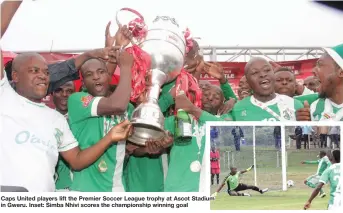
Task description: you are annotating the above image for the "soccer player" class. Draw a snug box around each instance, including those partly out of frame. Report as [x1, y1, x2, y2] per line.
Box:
[229, 57, 304, 121]
[274, 67, 319, 105]
[212, 165, 268, 197]
[163, 90, 226, 192]
[304, 149, 341, 210]
[301, 150, 331, 198]
[309, 44, 343, 121]
[52, 81, 75, 191]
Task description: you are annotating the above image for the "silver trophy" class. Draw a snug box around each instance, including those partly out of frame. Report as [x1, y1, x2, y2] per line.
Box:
[128, 16, 186, 145]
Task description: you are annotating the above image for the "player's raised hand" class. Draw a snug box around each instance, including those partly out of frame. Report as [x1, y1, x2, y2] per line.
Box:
[304, 201, 311, 210]
[296, 101, 311, 121]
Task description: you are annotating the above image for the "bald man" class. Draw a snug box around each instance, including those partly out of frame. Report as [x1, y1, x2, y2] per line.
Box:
[228, 57, 303, 121]
[0, 52, 132, 192]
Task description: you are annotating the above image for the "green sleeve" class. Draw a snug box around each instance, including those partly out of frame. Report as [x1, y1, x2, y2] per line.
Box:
[303, 160, 319, 164]
[220, 80, 237, 101]
[199, 111, 224, 123]
[127, 103, 135, 119]
[319, 168, 331, 184]
[294, 99, 304, 110]
[158, 92, 175, 113]
[68, 92, 102, 124]
[294, 93, 319, 105]
[164, 116, 175, 135]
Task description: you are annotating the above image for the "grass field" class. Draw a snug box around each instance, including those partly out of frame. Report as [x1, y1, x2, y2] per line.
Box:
[210, 146, 330, 210]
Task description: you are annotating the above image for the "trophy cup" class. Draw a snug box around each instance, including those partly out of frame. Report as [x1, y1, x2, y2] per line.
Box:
[128, 16, 186, 145]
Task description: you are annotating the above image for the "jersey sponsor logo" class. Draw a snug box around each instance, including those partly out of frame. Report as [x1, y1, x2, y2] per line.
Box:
[81, 95, 93, 107]
[54, 128, 63, 147]
[14, 130, 58, 153]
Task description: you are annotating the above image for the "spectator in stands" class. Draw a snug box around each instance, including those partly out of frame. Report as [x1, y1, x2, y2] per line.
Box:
[302, 126, 315, 149]
[295, 126, 303, 149]
[273, 126, 281, 150]
[304, 76, 320, 93]
[231, 126, 244, 151]
[318, 126, 329, 148]
[329, 126, 340, 149]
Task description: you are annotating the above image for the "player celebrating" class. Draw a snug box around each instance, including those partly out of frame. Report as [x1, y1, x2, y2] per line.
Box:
[304, 149, 341, 210]
[229, 57, 304, 121]
[301, 150, 331, 198]
[212, 165, 268, 197]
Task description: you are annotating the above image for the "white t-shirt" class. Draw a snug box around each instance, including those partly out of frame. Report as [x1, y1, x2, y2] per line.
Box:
[0, 71, 78, 192]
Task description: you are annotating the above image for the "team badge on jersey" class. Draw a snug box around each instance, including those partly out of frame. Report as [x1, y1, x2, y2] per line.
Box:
[241, 110, 247, 117]
[98, 160, 108, 173]
[81, 95, 93, 107]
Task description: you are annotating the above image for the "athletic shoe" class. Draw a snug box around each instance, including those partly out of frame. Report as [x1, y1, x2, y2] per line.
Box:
[320, 192, 326, 198]
[260, 188, 269, 194]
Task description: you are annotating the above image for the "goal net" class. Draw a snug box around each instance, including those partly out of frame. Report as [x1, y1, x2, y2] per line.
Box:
[212, 126, 287, 193]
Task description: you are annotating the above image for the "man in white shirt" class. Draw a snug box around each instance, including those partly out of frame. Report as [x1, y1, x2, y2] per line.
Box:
[0, 52, 132, 192]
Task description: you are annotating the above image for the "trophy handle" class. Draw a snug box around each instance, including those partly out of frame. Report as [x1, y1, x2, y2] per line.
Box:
[116, 8, 146, 45]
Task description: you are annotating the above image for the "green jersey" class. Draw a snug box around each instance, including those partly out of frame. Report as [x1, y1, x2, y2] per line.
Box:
[229, 94, 303, 121]
[55, 158, 72, 190]
[311, 98, 343, 121]
[159, 79, 237, 116]
[304, 156, 331, 176]
[225, 171, 241, 190]
[68, 92, 134, 192]
[294, 93, 319, 105]
[125, 153, 168, 192]
[164, 111, 224, 192]
[54, 113, 72, 190]
[319, 163, 341, 206]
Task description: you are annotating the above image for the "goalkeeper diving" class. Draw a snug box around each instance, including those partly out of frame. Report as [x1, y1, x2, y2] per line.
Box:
[212, 165, 268, 197]
[301, 150, 331, 198]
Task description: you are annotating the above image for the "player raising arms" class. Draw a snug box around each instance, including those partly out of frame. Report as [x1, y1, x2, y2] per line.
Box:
[212, 165, 268, 197]
[301, 150, 331, 198]
[304, 149, 341, 210]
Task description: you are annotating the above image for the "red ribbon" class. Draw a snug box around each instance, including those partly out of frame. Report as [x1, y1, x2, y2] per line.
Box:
[175, 69, 203, 118]
[126, 45, 151, 103]
[128, 17, 147, 42]
[183, 28, 193, 54]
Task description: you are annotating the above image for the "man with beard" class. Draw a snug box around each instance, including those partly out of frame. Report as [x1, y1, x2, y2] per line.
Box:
[304, 75, 320, 93]
[229, 57, 303, 121]
[310, 44, 343, 121]
[52, 81, 75, 191]
[238, 76, 252, 100]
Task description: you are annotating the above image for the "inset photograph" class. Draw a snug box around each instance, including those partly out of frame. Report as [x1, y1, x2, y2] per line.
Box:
[209, 124, 341, 210]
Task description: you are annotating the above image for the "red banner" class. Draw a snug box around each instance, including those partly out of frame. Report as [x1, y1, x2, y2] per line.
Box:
[2, 51, 317, 108]
[200, 59, 317, 95]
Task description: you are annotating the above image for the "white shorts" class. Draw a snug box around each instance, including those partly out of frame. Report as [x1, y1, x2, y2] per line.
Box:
[328, 204, 341, 210]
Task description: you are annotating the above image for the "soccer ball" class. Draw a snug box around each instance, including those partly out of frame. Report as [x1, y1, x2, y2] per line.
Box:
[287, 180, 295, 187]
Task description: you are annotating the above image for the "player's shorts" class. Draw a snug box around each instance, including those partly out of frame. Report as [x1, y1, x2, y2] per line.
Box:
[227, 183, 248, 195]
[306, 174, 320, 186]
[211, 168, 220, 174]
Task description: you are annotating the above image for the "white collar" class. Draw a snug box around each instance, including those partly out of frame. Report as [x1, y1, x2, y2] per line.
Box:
[250, 93, 280, 107]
